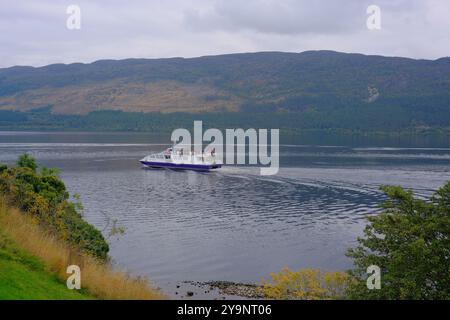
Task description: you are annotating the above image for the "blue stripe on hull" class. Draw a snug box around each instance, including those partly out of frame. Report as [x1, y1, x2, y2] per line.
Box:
[140, 161, 221, 171]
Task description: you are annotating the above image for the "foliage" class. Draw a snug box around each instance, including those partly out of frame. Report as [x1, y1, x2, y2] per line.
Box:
[262, 267, 352, 300]
[347, 183, 450, 300]
[70, 193, 84, 217]
[0, 155, 109, 259]
[1, 109, 450, 134]
[41, 166, 61, 177]
[17, 154, 37, 172]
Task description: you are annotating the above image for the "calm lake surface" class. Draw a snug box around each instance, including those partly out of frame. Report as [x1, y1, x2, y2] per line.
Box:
[1, 131, 449, 294]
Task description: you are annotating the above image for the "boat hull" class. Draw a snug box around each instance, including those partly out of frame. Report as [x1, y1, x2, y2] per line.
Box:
[140, 161, 221, 171]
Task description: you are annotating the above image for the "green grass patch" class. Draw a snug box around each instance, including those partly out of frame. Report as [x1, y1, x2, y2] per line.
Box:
[0, 231, 94, 300]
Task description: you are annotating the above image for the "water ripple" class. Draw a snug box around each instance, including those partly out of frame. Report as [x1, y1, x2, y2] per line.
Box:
[0, 134, 449, 285]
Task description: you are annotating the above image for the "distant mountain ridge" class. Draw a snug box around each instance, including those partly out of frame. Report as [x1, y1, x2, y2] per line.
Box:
[0, 51, 449, 131]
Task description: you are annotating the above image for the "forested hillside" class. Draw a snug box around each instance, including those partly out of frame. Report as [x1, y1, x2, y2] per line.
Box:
[0, 51, 449, 132]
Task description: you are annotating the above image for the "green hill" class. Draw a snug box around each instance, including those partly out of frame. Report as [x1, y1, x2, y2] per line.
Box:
[0, 51, 449, 132]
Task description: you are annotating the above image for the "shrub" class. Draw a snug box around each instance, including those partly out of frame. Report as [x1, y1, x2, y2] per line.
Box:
[17, 154, 37, 172]
[0, 155, 109, 260]
[262, 267, 352, 300]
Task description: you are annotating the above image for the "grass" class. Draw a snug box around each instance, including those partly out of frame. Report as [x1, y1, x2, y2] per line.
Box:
[0, 228, 93, 299]
[0, 232, 93, 299]
[0, 198, 166, 300]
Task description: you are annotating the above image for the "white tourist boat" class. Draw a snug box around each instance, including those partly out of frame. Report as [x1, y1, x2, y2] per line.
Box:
[140, 148, 222, 171]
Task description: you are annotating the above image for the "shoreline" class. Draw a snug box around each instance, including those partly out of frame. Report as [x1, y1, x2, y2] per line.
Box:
[162, 280, 264, 300]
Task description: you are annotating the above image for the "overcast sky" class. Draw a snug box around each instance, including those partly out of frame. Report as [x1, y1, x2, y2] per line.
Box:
[0, 0, 449, 67]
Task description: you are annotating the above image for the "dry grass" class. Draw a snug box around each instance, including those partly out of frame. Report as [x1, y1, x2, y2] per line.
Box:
[0, 80, 241, 114]
[0, 199, 166, 300]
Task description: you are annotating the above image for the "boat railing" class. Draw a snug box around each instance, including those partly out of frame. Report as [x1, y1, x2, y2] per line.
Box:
[172, 154, 219, 164]
[144, 152, 220, 164]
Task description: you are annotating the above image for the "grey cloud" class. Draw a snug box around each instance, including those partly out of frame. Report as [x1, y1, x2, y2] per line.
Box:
[183, 0, 367, 35]
[0, 0, 448, 67]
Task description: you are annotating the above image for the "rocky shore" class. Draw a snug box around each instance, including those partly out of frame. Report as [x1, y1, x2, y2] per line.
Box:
[165, 280, 264, 300]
